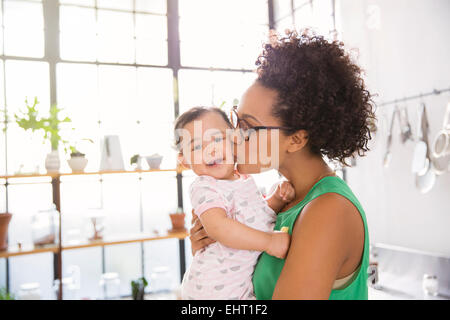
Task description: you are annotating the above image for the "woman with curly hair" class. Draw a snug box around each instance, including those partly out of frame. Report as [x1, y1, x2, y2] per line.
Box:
[189, 30, 376, 300]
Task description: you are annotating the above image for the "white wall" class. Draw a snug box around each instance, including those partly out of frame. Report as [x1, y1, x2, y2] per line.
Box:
[336, 0, 450, 255]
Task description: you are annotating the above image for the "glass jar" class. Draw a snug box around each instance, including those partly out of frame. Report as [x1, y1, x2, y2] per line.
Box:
[423, 274, 439, 296]
[150, 266, 174, 293]
[99, 272, 121, 300]
[31, 204, 59, 246]
[53, 278, 80, 300]
[18, 282, 42, 300]
[85, 210, 106, 241]
[53, 265, 81, 300]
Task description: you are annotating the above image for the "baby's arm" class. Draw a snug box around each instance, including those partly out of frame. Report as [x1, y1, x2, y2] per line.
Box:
[266, 181, 296, 213]
[198, 207, 290, 259]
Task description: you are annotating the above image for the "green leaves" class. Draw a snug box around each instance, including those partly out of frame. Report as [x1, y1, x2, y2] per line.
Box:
[0, 287, 15, 300]
[14, 97, 73, 152]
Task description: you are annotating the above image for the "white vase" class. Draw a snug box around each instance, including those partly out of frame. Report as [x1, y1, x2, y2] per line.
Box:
[45, 150, 60, 173]
[67, 156, 88, 173]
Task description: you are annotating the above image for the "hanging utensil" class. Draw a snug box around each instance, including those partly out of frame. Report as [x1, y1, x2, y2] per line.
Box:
[397, 106, 413, 143]
[431, 101, 450, 175]
[414, 103, 436, 193]
[411, 104, 429, 175]
[383, 106, 398, 168]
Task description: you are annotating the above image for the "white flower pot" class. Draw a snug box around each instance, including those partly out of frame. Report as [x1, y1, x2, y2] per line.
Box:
[68, 156, 88, 173]
[45, 150, 60, 173]
[145, 155, 163, 169]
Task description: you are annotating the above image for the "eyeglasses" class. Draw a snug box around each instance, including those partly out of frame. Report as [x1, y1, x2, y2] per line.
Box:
[230, 105, 292, 141]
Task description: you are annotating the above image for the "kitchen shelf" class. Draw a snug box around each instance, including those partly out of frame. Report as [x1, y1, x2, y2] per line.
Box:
[1, 166, 189, 299]
[0, 230, 189, 259]
[0, 243, 59, 259]
[62, 230, 189, 251]
[0, 168, 185, 180]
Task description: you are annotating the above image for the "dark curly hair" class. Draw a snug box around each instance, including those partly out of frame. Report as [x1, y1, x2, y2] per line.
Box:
[256, 30, 376, 166]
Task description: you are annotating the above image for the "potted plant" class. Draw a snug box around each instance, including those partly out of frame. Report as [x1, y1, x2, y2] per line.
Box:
[130, 154, 142, 170]
[169, 207, 186, 232]
[131, 277, 148, 300]
[66, 139, 93, 173]
[14, 97, 72, 173]
[0, 213, 12, 251]
[0, 287, 15, 300]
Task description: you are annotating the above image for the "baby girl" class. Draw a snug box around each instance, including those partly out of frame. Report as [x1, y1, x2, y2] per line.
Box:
[174, 106, 294, 300]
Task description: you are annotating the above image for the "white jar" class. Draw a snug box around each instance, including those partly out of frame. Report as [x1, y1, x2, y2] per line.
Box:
[99, 272, 121, 300]
[422, 274, 439, 296]
[18, 282, 42, 300]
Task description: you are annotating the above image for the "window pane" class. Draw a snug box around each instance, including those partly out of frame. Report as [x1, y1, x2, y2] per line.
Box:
[60, 6, 97, 61]
[97, 65, 138, 166]
[0, 5, 3, 56]
[276, 15, 294, 33]
[141, 172, 177, 232]
[4, 0, 44, 57]
[59, 0, 95, 6]
[0, 258, 6, 289]
[294, 3, 313, 30]
[136, 67, 173, 123]
[57, 63, 100, 172]
[311, 0, 334, 36]
[274, 0, 293, 21]
[178, 69, 257, 114]
[102, 174, 140, 235]
[136, 0, 167, 14]
[62, 248, 102, 300]
[7, 182, 53, 244]
[294, 0, 310, 11]
[105, 243, 141, 296]
[137, 67, 175, 167]
[0, 184, 5, 213]
[0, 61, 5, 175]
[5, 60, 50, 175]
[179, 0, 269, 69]
[97, 0, 133, 11]
[9, 254, 54, 299]
[180, 0, 268, 25]
[97, 10, 135, 63]
[144, 239, 180, 292]
[135, 14, 168, 65]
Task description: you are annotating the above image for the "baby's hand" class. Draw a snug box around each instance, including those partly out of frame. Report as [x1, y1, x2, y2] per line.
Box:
[265, 230, 291, 259]
[275, 181, 295, 203]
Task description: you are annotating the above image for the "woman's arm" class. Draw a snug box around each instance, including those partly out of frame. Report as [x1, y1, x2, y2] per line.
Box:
[199, 207, 290, 259]
[272, 193, 362, 299]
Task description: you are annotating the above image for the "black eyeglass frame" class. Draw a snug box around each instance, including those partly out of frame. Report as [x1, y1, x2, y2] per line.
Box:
[230, 105, 293, 141]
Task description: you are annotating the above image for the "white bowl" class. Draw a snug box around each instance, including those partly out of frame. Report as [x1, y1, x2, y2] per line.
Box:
[145, 155, 163, 169]
[67, 156, 88, 172]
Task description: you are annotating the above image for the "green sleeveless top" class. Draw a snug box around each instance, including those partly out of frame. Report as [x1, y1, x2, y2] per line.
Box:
[252, 176, 369, 300]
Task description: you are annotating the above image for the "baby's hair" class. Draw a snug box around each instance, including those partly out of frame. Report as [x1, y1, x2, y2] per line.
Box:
[174, 106, 232, 152]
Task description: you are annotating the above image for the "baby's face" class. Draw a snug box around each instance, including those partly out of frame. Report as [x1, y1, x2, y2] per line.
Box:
[179, 112, 236, 180]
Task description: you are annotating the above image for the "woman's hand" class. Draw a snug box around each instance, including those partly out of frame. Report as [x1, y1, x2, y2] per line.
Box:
[189, 209, 216, 255]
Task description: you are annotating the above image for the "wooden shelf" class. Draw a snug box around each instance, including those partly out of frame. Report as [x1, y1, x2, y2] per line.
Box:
[0, 243, 58, 259]
[0, 168, 185, 180]
[0, 230, 189, 259]
[62, 230, 189, 251]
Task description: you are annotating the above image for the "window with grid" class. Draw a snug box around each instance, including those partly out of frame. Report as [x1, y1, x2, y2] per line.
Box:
[1, 0, 274, 299]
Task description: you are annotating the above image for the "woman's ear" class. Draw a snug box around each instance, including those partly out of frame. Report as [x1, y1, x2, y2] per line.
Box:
[177, 152, 191, 169]
[286, 130, 309, 153]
